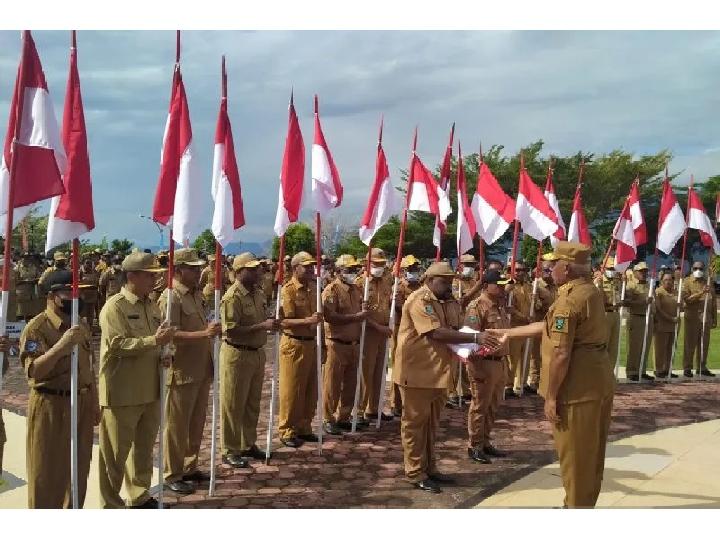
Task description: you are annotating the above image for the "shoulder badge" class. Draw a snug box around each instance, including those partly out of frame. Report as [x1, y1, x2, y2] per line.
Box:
[424, 304, 434, 315]
[25, 340, 39, 353]
[553, 315, 568, 333]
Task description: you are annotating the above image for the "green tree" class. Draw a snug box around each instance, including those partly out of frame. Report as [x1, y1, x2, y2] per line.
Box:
[271, 223, 315, 259]
[192, 229, 216, 255]
[110, 239, 134, 255]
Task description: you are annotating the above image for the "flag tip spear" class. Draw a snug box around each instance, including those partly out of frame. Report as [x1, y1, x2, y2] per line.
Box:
[71, 30, 76, 49]
[314, 94, 319, 115]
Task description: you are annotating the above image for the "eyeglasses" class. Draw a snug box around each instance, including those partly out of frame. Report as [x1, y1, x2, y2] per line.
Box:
[542, 268, 552, 273]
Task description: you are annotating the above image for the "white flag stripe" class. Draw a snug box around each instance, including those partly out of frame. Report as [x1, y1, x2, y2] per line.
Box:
[544, 189, 565, 247]
[515, 193, 558, 241]
[629, 200, 644, 231]
[170, 142, 203, 245]
[359, 177, 399, 245]
[657, 202, 686, 255]
[470, 193, 512, 246]
[457, 190, 473, 256]
[211, 142, 239, 247]
[567, 212, 580, 243]
[45, 195, 89, 253]
[689, 207, 720, 254]
[311, 144, 338, 216]
[408, 181, 431, 213]
[274, 183, 291, 238]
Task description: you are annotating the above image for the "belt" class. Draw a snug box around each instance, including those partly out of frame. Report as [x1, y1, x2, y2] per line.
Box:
[328, 337, 360, 346]
[484, 356, 504, 362]
[224, 340, 261, 352]
[605, 308, 618, 313]
[282, 332, 315, 342]
[34, 385, 91, 397]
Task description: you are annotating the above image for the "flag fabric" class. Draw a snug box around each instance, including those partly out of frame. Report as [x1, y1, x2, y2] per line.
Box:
[1, 31, 66, 226]
[433, 125, 454, 247]
[456, 146, 477, 256]
[688, 187, 720, 254]
[567, 186, 591, 247]
[273, 95, 305, 237]
[359, 135, 399, 245]
[515, 169, 559, 241]
[211, 85, 244, 248]
[471, 162, 515, 245]
[152, 66, 201, 245]
[657, 179, 686, 255]
[628, 180, 647, 246]
[715, 193, 720, 225]
[612, 198, 637, 272]
[544, 169, 566, 246]
[46, 36, 94, 253]
[407, 152, 451, 246]
[311, 96, 342, 216]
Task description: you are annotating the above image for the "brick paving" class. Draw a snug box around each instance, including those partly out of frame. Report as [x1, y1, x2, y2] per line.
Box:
[2, 334, 719, 508]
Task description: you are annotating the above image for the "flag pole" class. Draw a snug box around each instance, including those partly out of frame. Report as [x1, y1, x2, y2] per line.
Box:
[698, 190, 713, 380]
[477, 144, 485, 272]
[434, 123, 454, 262]
[637, 177, 656, 383]
[266, 235, 285, 463]
[510, 153, 524, 279]
[313, 97, 324, 454]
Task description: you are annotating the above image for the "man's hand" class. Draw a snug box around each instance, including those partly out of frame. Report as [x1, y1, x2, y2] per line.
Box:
[155, 323, 175, 346]
[305, 312, 323, 325]
[703, 285, 711, 294]
[205, 321, 222, 338]
[544, 397, 560, 424]
[59, 325, 86, 348]
[257, 318, 280, 332]
[479, 331, 505, 351]
[369, 320, 392, 337]
[355, 309, 370, 322]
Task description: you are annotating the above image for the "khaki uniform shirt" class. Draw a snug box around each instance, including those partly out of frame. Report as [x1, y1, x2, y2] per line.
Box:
[356, 271, 392, 326]
[322, 277, 362, 342]
[221, 280, 268, 349]
[262, 271, 275, 302]
[20, 308, 94, 391]
[625, 280, 652, 316]
[536, 279, 557, 320]
[79, 267, 100, 303]
[395, 279, 421, 328]
[392, 285, 463, 389]
[95, 260, 108, 273]
[510, 281, 534, 325]
[594, 275, 623, 310]
[654, 287, 678, 333]
[280, 276, 317, 338]
[682, 277, 717, 324]
[158, 280, 212, 385]
[15, 262, 40, 302]
[99, 267, 123, 301]
[452, 274, 480, 301]
[201, 266, 231, 300]
[540, 276, 614, 404]
[98, 287, 162, 407]
[464, 292, 511, 357]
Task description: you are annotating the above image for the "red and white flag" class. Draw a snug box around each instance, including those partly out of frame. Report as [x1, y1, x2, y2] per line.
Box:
[715, 193, 720, 225]
[657, 178, 686, 255]
[46, 33, 94, 253]
[152, 64, 201, 245]
[273, 93, 305, 237]
[567, 186, 591, 247]
[359, 120, 399, 245]
[628, 180, 647, 246]
[471, 161, 515, 245]
[0, 31, 66, 226]
[544, 168, 565, 246]
[433, 124, 454, 247]
[612, 198, 637, 272]
[515, 168, 559, 241]
[211, 62, 244, 248]
[311, 96, 342, 216]
[688, 187, 720, 254]
[407, 151, 451, 246]
[456, 145, 477, 256]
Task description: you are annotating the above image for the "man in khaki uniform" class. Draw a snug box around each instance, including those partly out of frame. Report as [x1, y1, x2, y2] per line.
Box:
[98, 252, 174, 509]
[654, 271, 679, 378]
[321, 255, 367, 434]
[594, 256, 622, 367]
[200, 254, 231, 307]
[453, 253, 482, 308]
[500, 242, 615, 508]
[158, 248, 220, 494]
[79, 257, 100, 325]
[260, 258, 275, 305]
[528, 257, 558, 390]
[506, 261, 534, 397]
[0, 257, 17, 324]
[682, 260, 717, 377]
[0, 337, 13, 483]
[393, 261, 499, 493]
[98, 256, 124, 309]
[15, 252, 41, 320]
[464, 269, 511, 464]
[624, 262, 654, 381]
[356, 248, 393, 423]
[220, 253, 278, 464]
[149, 251, 169, 304]
[20, 271, 98, 508]
[38, 251, 69, 295]
[277, 251, 322, 447]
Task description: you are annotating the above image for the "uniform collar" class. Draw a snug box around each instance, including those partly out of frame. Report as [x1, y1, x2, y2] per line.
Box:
[561, 276, 591, 293]
[44, 306, 67, 331]
[235, 281, 253, 296]
[291, 275, 309, 290]
[120, 286, 147, 305]
[333, 276, 353, 291]
[172, 279, 190, 296]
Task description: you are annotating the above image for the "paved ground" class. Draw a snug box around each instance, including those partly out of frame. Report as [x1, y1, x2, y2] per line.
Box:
[1, 334, 719, 509]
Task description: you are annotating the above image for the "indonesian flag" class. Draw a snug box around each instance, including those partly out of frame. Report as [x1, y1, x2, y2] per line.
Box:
[46, 34, 94, 253]
[211, 65, 244, 248]
[567, 186, 591, 247]
[628, 180, 647, 246]
[544, 169, 565, 246]
[0, 31, 66, 227]
[715, 193, 720, 225]
[612, 198, 637, 272]
[359, 122, 399, 245]
[456, 145, 477, 256]
[688, 187, 720, 254]
[657, 178, 686, 255]
[273, 93, 305, 237]
[311, 95, 342, 216]
[433, 124, 454, 247]
[407, 152, 451, 246]
[515, 168, 559, 241]
[471, 162, 515, 245]
[152, 65, 202, 245]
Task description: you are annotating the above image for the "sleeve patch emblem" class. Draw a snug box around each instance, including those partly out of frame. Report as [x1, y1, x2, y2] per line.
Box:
[25, 340, 39, 353]
[554, 317, 567, 332]
[424, 304, 434, 315]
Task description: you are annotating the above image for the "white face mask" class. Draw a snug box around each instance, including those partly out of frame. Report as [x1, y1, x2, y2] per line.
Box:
[343, 273, 357, 285]
[321, 268, 330, 279]
[461, 266, 475, 278]
[406, 272, 419, 283]
[605, 270, 615, 279]
[370, 266, 384, 278]
[693, 269, 704, 279]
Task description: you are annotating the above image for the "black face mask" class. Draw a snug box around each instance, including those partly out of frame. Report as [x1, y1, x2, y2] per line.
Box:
[58, 297, 84, 318]
[56, 261, 67, 269]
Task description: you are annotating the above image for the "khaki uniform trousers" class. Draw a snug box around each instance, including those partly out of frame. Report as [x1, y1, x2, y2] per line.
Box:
[164, 377, 211, 482]
[398, 386, 445, 482]
[506, 339, 527, 391]
[467, 358, 504, 448]
[389, 329, 402, 413]
[26, 390, 94, 508]
[360, 329, 387, 417]
[626, 314, 652, 377]
[278, 336, 317, 440]
[604, 311, 620, 365]
[0, 410, 5, 475]
[654, 330, 674, 375]
[683, 316, 711, 371]
[82, 301, 98, 325]
[553, 393, 614, 508]
[99, 401, 160, 508]
[221, 346, 265, 454]
[323, 341, 358, 423]
[528, 337, 542, 387]
[447, 356, 470, 400]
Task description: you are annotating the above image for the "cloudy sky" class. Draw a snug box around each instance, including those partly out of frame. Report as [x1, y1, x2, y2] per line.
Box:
[0, 30, 718, 248]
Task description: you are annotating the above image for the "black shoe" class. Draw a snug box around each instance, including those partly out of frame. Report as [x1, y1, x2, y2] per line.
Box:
[700, 369, 716, 377]
[165, 480, 195, 495]
[428, 472, 456, 485]
[355, 417, 370, 427]
[390, 408, 402, 417]
[641, 373, 655, 381]
[468, 447, 492, 464]
[182, 470, 210, 482]
[462, 394, 472, 401]
[298, 433, 319, 442]
[323, 422, 342, 435]
[445, 398, 461, 409]
[130, 497, 159, 509]
[655, 372, 668, 379]
[523, 385, 538, 395]
[627, 374, 639, 382]
[222, 454, 250, 468]
[671, 373, 679, 379]
[414, 479, 442, 493]
[684, 369, 693, 378]
[366, 412, 394, 422]
[483, 444, 507, 458]
[504, 388, 519, 399]
[280, 437, 304, 448]
[240, 445, 267, 460]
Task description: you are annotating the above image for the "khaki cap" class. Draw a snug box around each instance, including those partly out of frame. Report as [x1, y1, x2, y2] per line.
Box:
[424, 261, 456, 278]
[401, 254, 420, 268]
[53, 251, 68, 261]
[284, 255, 291, 262]
[335, 254, 361, 268]
[207, 254, 216, 262]
[605, 256, 616, 268]
[233, 252, 261, 271]
[291, 251, 315, 267]
[367, 248, 387, 263]
[121, 252, 165, 273]
[634, 262, 648, 271]
[542, 241, 591, 265]
[174, 248, 205, 266]
[460, 254, 476, 263]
